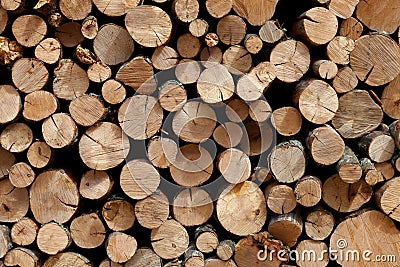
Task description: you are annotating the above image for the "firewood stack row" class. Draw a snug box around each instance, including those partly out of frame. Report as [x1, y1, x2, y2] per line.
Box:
[0, 0, 400, 266]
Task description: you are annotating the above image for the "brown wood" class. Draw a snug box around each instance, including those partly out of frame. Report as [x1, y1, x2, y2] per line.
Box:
[173, 0, 199, 23]
[225, 99, 249, 122]
[332, 90, 383, 139]
[116, 57, 154, 92]
[195, 225, 219, 254]
[23, 91, 58, 122]
[102, 79, 126, 105]
[0, 148, 14, 180]
[159, 81, 187, 112]
[332, 66, 358, 93]
[0, 6, 5, 34]
[213, 122, 243, 148]
[69, 94, 106, 127]
[336, 146, 362, 183]
[0, 226, 11, 259]
[360, 157, 384, 186]
[12, 58, 48, 93]
[1, 123, 33, 153]
[272, 107, 302, 136]
[0, 37, 23, 65]
[75, 45, 97, 65]
[135, 191, 169, 229]
[81, 16, 98, 40]
[259, 20, 284, 44]
[12, 15, 47, 47]
[294, 176, 322, 207]
[183, 243, 205, 267]
[339, 17, 363, 40]
[87, 61, 112, 83]
[102, 199, 135, 231]
[0, 85, 21, 125]
[43, 252, 91, 267]
[197, 64, 234, 103]
[79, 170, 113, 201]
[375, 161, 395, 180]
[326, 36, 354, 65]
[177, 33, 201, 58]
[42, 113, 77, 149]
[106, 232, 137, 263]
[147, 136, 178, 168]
[206, 0, 232, 18]
[375, 177, 400, 222]
[175, 59, 201, 84]
[322, 173, 372, 212]
[4, 248, 40, 267]
[265, 182, 297, 214]
[217, 181, 266, 236]
[37, 222, 71, 255]
[205, 33, 219, 47]
[59, 0, 92, 20]
[94, 23, 134, 66]
[8, 162, 35, 188]
[359, 131, 395, 163]
[10, 217, 38, 246]
[217, 148, 251, 184]
[93, 0, 140, 17]
[200, 46, 222, 66]
[1, 0, 23, 10]
[216, 240, 235, 261]
[268, 210, 303, 247]
[390, 120, 400, 149]
[328, 0, 358, 19]
[56, 22, 85, 48]
[70, 213, 106, 249]
[125, 248, 162, 267]
[99, 259, 123, 267]
[152, 45, 179, 70]
[232, 0, 280, 26]
[311, 59, 338, 80]
[34, 38, 61, 64]
[189, 18, 208, 37]
[382, 74, 400, 119]
[244, 34, 263, 54]
[304, 208, 335, 240]
[217, 15, 246, 45]
[296, 240, 329, 267]
[222, 45, 252, 74]
[26, 141, 52, 169]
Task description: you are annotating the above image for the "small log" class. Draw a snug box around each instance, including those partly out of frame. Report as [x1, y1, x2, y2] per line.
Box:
[172, 101, 216, 142]
[328, 0, 358, 19]
[265, 182, 297, 214]
[359, 131, 395, 163]
[292, 7, 338, 46]
[1, 123, 33, 153]
[356, 0, 400, 34]
[272, 107, 302, 136]
[217, 148, 251, 184]
[81, 16, 98, 40]
[217, 181, 267, 236]
[4, 248, 40, 267]
[125, 248, 162, 267]
[151, 219, 189, 260]
[10, 217, 38, 246]
[393, 153, 400, 173]
[332, 66, 358, 93]
[216, 15, 246, 45]
[102, 199, 135, 231]
[69, 94, 106, 127]
[294, 176, 322, 207]
[23, 91, 58, 122]
[135, 190, 169, 229]
[116, 57, 154, 92]
[183, 243, 205, 267]
[79, 170, 113, 201]
[389, 120, 400, 149]
[311, 60, 338, 80]
[106, 232, 137, 264]
[125, 5, 172, 47]
[330, 210, 400, 266]
[26, 141, 52, 169]
[0, 85, 21, 124]
[216, 240, 235, 260]
[34, 38, 61, 64]
[93, 24, 134, 66]
[1, 0, 23, 10]
[382, 74, 400, 119]
[55, 22, 84, 48]
[195, 225, 219, 254]
[0, 37, 23, 65]
[249, 99, 272, 123]
[147, 136, 178, 168]
[29, 169, 79, 224]
[206, 0, 232, 18]
[307, 125, 345, 166]
[37, 222, 71, 255]
[375, 162, 395, 180]
[12, 58, 48, 94]
[42, 113, 77, 149]
[0, 6, 5, 34]
[8, 162, 35, 188]
[152, 45, 179, 70]
[350, 35, 400, 86]
[70, 213, 106, 249]
[0, 225, 11, 259]
[75, 45, 97, 65]
[339, 17, 363, 40]
[336, 146, 362, 183]
[43, 253, 91, 266]
[200, 46, 222, 66]
[158, 81, 187, 112]
[213, 122, 243, 148]
[304, 208, 335, 240]
[232, 0, 280, 26]
[360, 157, 384, 186]
[375, 177, 400, 222]
[59, 0, 92, 20]
[293, 79, 338, 124]
[177, 33, 201, 58]
[101, 79, 126, 105]
[270, 40, 310, 83]
[268, 211, 303, 247]
[259, 20, 284, 44]
[245, 34, 263, 54]
[120, 159, 160, 199]
[87, 61, 111, 83]
[204, 33, 219, 47]
[53, 59, 89, 100]
[93, 0, 140, 17]
[79, 122, 129, 170]
[326, 36, 354, 65]
[172, 0, 199, 23]
[296, 240, 329, 267]
[251, 167, 272, 184]
[12, 15, 47, 47]
[223, 45, 252, 74]
[225, 99, 249, 122]
[99, 259, 122, 267]
[332, 90, 383, 139]
[0, 148, 14, 179]
[175, 59, 201, 84]
[189, 19, 208, 37]
[322, 173, 372, 212]
[173, 188, 213, 227]
[269, 140, 306, 183]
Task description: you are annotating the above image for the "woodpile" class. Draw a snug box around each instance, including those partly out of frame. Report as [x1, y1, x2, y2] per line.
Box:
[0, 0, 399, 266]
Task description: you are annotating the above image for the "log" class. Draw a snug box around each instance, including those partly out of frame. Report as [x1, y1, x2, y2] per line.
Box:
[4, 248, 40, 267]
[205, 0, 232, 18]
[259, 20, 284, 44]
[326, 36, 355, 65]
[189, 19, 208, 37]
[327, 0, 358, 19]
[29, 169, 79, 224]
[135, 190, 169, 229]
[175, 59, 201, 84]
[295, 240, 328, 267]
[336, 146, 362, 183]
[81, 16, 98, 39]
[382, 74, 400, 119]
[360, 157, 384, 186]
[0, 225, 11, 259]
[11, 58, 48, 93]
[172, 0, 199, 23]
[0, 6, 5, 34]
[232, 0, 280, 26]
[93, 23, 134, 66]
[23, 91, 58, 122]
[102, 199, 135, 231]
[204, 33, 219, 47]
[375, 162, 395, 180]
[183, 243, 205, 267]
[177, 33, 201, 58]
[393, 153, 400, 173]
[249, 99, 272, 123]
[217, 148, 251, 184]
[99, 259, 122, 267]
[75, 45, 97, 65]
[69, 94, 106, 127]
[269, 140, 306, 183]
[375, 177, 400, 222]
[106, 232, 137, 263]
[311, 60, 338, 80]
[147, 136, 178, 168]
[271, 107, 302, 136]
[101, 79, 126, 105]
[332, 90, 383, 139]
[244, 34, 263, 54]
[79, 170, 113, 201]
[292, 7, 338, 46]
[294, 176, 322, 207]
[268, 211, 303, 247]
[125, 248, 162, 267]
[359, 131, 395, 163]
[10, 217, 37, 246]
[332, 66, 358, 93]
[43, 252, 91, 267]
[200, 46, 222, 66]
[151, 219, 189, 259]
[125, 5, 172, 47]
[223, 45, 252, 74]
[216, 181, 267, 236]
[225, 99, 249, 122]
[0, 85, 21, 125]
[173, 188, 213, 227]
[1, 123, 33, 153]
[293, 79, 338, 125]
[0, 148, 14, 179]
[339, 17, 363, 40]
[34, 38, 61, 64]
[12, 15, 47, 47]
[79, 122, 129, 170]
[116, 57, 154, 92]
[93, 0, 140, 17]
[56, 22, 84, 48]
[26, 141, 52, 169]
[1, 0, 23, 11]
[42, 113, 78, 149]
[8, 162, 35, 188]
[304, 208, 335, 240]
[270, 40, 310, 83]
[216, 240, 235, 260]
[350, 34, 400, 86]
[195, 225, 219, 254]
[70, 213, 106, 249]
[322, 174, 372, 212]
[389, 120, 400, 149]
[59, 0, 92, 20]
[216, 15, 246, 45]
[120, 159, 160, 199]
[213, 122, 243, 148]
[152, 46, 179, 70]
[87, 62, 111, 83]
[0, 36, 22, 66]
[265, 183, 297, 214]
[158, 81, 187, 112]
[37, 222, 71, 255]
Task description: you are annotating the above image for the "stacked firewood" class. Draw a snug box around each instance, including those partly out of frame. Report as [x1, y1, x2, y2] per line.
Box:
[0, 0, 400, 266]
